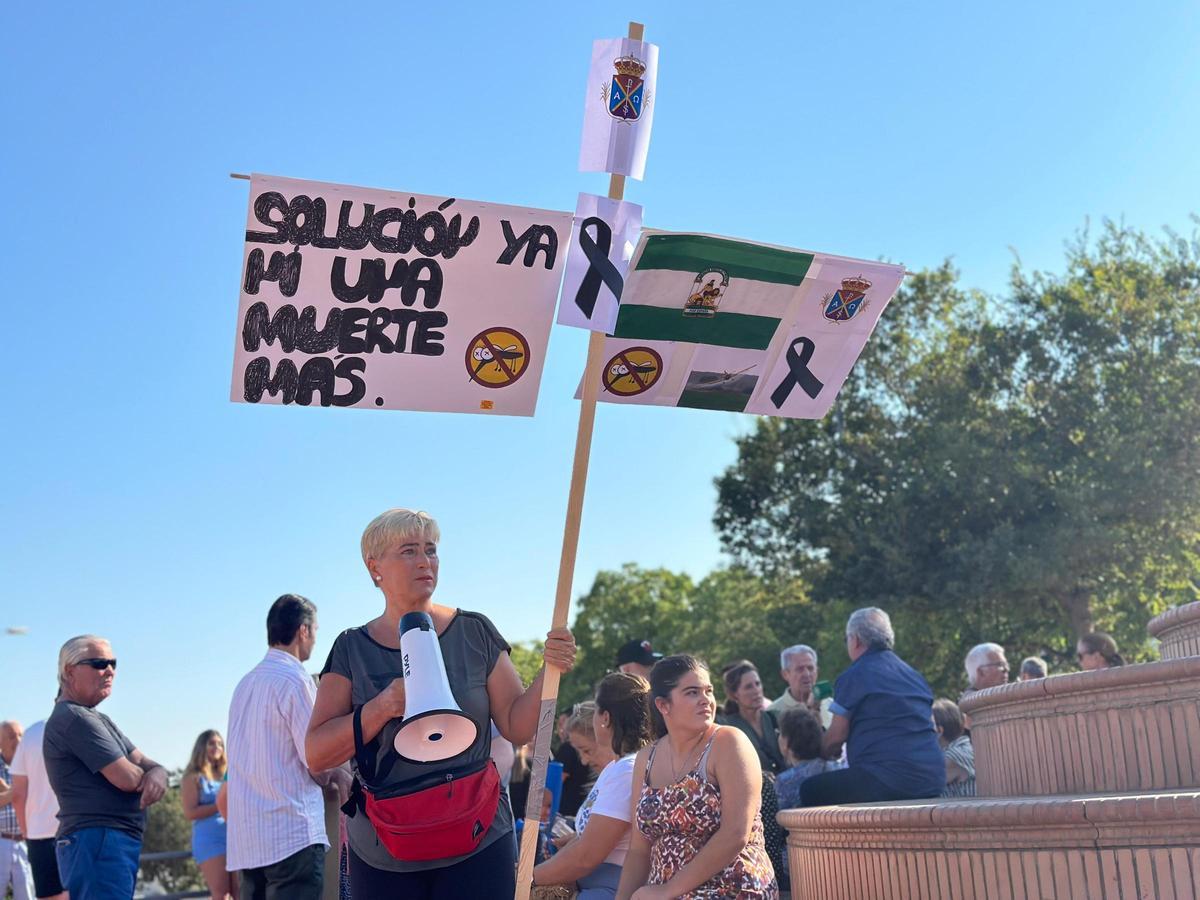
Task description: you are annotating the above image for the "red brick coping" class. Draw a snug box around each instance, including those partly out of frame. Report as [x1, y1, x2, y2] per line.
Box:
[959, 658, 1200, 797]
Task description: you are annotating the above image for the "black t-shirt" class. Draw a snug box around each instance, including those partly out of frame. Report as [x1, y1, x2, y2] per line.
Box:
[552, 740, 589, 816]
[43, 700, 145, 837]
[322, 610, 512, 872]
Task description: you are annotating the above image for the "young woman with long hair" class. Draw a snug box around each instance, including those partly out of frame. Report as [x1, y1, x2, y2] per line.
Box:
[181, 729, 238, 900]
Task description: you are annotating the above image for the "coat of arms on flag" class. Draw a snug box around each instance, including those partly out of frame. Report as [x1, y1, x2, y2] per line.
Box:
[822, 275, 872, 322]
[603, 55, 648, 121]
[683, 269, 729, 318]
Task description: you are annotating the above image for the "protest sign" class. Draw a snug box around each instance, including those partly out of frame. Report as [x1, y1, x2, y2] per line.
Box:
[230, 174, 571, 417]
[578, 36, 659, 180]
[557, 192, 643, 333]
[584, 231, 905, 419]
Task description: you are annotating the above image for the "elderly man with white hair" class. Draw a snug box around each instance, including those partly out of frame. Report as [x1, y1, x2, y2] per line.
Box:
[800, 608, 945, 807]
[962, 642, 1010, 696]
[44, 635, 168, 900]
[768, 644, 833, 728]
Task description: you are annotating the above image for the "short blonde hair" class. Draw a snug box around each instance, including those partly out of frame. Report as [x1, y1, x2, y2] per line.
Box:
[361, 509, 441, 585]
[58, 634, 110, 687]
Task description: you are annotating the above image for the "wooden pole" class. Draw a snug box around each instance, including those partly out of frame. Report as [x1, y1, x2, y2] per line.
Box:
[513, 22, 643, 900]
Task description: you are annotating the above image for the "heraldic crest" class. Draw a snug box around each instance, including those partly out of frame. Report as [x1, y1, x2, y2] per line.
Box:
[602, 55, 649, 121]
[822, 275, 872, 322]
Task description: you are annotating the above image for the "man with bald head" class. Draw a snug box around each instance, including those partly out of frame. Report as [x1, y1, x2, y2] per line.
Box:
[45, 635, 168, 900]
[0, 719, 35, 900]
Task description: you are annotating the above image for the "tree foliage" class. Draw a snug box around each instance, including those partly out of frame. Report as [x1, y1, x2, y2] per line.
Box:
[560, 563, 823, 708]
[509, 639, 546, 687]
[714, 223, 1200, 696]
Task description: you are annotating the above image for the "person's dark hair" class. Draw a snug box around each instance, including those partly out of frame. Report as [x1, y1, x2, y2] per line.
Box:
[720, 659, 758, 716]
[595, 672, 653, 756]
[267, 593, 317, 646]
[932, 698, 965, 743]
[648, 655, 708, 739]
[1079, 632, 1124, 667]
[778, 707, 823, 761]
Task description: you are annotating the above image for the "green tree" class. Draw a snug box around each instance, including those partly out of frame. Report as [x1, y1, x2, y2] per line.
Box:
[509, 639, 545, 686]
[561, 563, 826, 709]
[560, 564, 693, 707]
[715, 225, 1200, 697]
[139, 774, 204, 894]
[679, 567, 816, 703]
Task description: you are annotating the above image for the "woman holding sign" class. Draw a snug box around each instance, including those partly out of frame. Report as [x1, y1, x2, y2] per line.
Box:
[305, 508, 576, 897]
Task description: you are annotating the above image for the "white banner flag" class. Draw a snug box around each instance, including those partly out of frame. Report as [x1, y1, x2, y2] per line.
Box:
[578, 37, 659, 180]
[230, 174, 571, 417]
[557, 193, 642, 333]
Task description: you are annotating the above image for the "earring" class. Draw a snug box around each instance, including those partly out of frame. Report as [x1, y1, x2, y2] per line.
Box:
[373, 575, 382, 582]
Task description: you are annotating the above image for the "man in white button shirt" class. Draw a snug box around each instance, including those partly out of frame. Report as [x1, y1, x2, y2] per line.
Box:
[226, 594, 350, 900]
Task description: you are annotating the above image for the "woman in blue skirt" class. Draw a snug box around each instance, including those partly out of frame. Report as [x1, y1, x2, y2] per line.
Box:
[182, 729, 238, 899]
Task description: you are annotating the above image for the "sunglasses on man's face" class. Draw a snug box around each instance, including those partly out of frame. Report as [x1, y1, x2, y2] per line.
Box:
[76, 658, 117, 671]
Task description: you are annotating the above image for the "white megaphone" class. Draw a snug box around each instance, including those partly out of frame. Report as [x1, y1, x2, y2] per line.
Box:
[393, 611, 478, 762]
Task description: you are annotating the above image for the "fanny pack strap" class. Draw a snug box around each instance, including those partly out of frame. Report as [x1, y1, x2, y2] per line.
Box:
[346, 705, 388, 817]
[352, 705, 376, 782]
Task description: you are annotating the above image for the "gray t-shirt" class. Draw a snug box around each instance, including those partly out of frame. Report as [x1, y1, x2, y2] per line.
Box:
[43, 700, 145, 837]
[321, 610, 512, 872]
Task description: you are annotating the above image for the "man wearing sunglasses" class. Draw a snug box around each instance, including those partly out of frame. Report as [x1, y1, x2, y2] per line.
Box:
[43, 635, 168, 900]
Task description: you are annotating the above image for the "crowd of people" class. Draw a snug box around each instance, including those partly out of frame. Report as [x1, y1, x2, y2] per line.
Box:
[0, 505, 1129, 900]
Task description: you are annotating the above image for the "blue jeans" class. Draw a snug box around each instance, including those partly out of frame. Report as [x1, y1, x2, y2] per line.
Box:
[56, 827, 142, 900]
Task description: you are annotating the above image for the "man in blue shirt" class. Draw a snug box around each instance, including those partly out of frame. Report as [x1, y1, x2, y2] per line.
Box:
[800, 607, 945, 806]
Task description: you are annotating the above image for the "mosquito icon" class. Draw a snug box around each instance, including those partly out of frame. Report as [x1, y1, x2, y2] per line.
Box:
[605, 359, 658, 391]
[471, 343, 524, 379]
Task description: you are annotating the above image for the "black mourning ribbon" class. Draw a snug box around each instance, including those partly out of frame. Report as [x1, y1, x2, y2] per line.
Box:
[770, 337, 825, 408]
[574, 216, 625, 319]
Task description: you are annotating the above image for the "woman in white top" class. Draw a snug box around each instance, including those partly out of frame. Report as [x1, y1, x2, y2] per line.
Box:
[533, 673, 654, 899]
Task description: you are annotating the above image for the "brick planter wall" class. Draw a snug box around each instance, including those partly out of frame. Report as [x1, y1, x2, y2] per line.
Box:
[1149, 601, 1200, 661]
[780, 792, 1200, 900]
[960, 658, 1200, 797]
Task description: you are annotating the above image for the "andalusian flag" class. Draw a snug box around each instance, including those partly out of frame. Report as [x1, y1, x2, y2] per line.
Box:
[612, 233, 814, 350]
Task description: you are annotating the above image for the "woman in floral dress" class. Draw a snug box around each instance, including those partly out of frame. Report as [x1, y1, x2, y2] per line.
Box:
[615, 655, 778, 900]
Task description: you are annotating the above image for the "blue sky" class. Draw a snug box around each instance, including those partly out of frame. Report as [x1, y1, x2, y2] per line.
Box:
[3, 1, 1197, 766]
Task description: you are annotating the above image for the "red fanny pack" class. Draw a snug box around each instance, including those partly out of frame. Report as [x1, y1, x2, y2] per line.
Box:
[347, 706, 500, 862]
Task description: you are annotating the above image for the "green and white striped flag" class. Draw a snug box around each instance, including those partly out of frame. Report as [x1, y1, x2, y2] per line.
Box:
[589, 230, 906, 420]
[612, 233, 814, 350]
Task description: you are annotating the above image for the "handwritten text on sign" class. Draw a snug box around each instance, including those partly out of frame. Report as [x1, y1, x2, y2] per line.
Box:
[230, 174, 571, 416]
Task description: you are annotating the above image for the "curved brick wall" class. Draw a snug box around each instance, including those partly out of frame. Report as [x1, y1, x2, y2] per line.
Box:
[780, 791, 1200, 900]
[960, 657, 1200, 797]
[1148, 601, 1200, 660]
